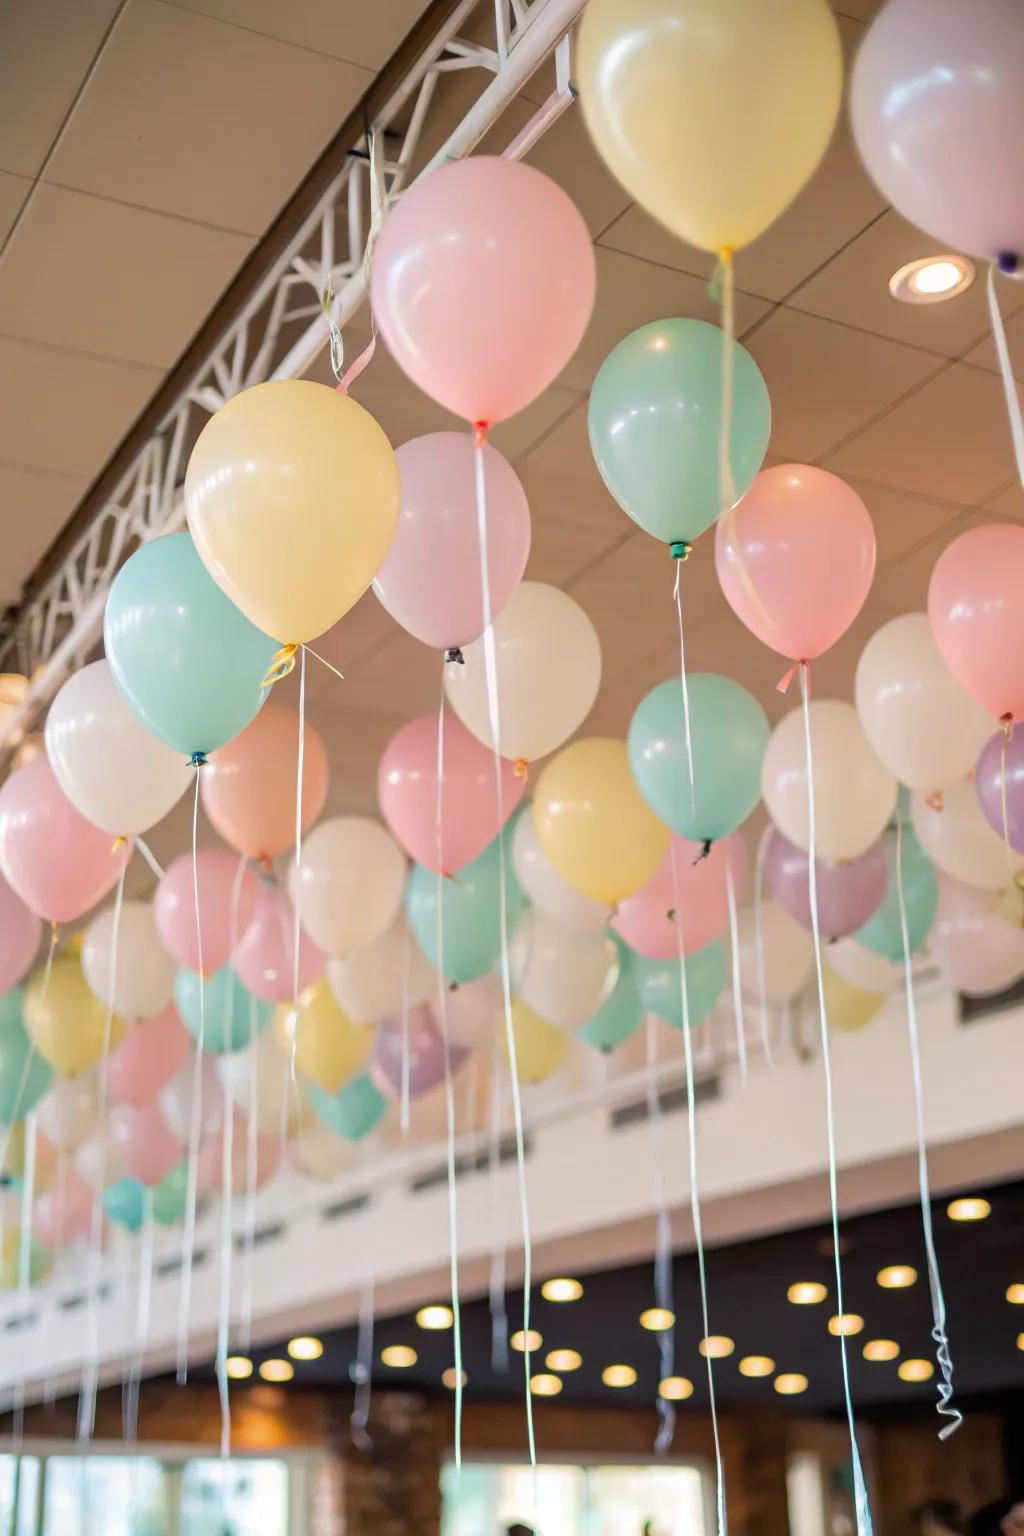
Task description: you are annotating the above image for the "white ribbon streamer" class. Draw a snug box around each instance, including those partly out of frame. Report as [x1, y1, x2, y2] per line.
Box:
[987, 261, 1024, 490]
[725, 860, 747, 1082]
[752, 826, 775, 1069]
[672, 561, 696, 814]
[644, 1015, 676, 1456]
[177, 767, 206, 1382]
[487, 1053, 509, 1376]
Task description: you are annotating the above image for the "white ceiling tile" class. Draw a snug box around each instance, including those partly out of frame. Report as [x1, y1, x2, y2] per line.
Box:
[866, 516, 972, 614]
[525, 515, 624, 589]
[0, 0, 123, 177]
[0, 183, 253, 367]
[523, 105, 632, 241]
[45, 0, 372, 235]
[163, 0, 427, 69]
[0, 461, 89, 602]
[962, 284, 1024, 381]
[845, 478, 966, 573]
[0, 172, 31, 246]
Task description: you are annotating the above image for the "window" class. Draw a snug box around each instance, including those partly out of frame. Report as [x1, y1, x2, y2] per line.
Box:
[442, 1459, 709, 1536]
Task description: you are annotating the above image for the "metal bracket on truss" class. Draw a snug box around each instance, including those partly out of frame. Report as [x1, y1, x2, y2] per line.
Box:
[0, 0, 584, 756]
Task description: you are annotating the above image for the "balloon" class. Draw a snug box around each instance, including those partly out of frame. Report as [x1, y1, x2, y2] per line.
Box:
[309, 1074, 388, 1141]
[374, 433, 530, 650]
[929, 525, 1024, 724]
[3, 1123, 59, 1191]
[824, 965, 885, 1035]
[533, 738, 671, 906]
[25, 954, 127, 1076]
[326, 913, 434, 1027]
[35, 1168, 93, 1251]
[0, 871, 41, 995]
[612, 834, 747, 960]
[578, 941, 644, 1052]
[762, 701, 897, 862]
[929, 875, 1024, 999]
[103, 1178, 147, 1233]
[633, 941, 727, 1032]
[186, 380, 399, 644]
[371, 157, 595, 425]
[0, 1226, 52, 1288]
[198, 1113, 280, 1195]
[276, 978, 372, 1094]
[577, 0, 841, 254]
[288, 1119, 355, 1183]
[104, 532, 276, 758]
[75, 1128, 127, 1193]
[174, 969, 271, 1055]
[511, 809, 610, 937]
[201, 705, 328, 863]
[717, 465, 876, 661]
[856, 828, 937, 963]
[445, 583, 602, 763]
[851, 0, 1024, 263]
[109, 1101, 182, 1187]
[290, 817, 405, 961]
[232, 883, 325, 1004]
[735, 902, 813, 1006]
[500, 1000, 569, 1085]
[0, 756, 132, 925]
[764, 828, 887, 944]
[628, 673, 769, 842]
[217, 1032, 307, 1136]
[406, 832, 526, 984]
[910, 780, 1023, 893]
[855, 615, 993, 794]
[444, 974, 502, 1052]
[510, 909, 618, 1031]
[155, 850, 258, 974]
[152, 1160, 189, 1225]
[975, 728, 1024, 852]
[588, 319, 770, 546]
[45, 660, 193, 837]
[0, 988, 51, 1126]
[378, 714, 524, 875]
[371, 1005, 468, 1101]
[159, 1052, 224, 1142]
[827, 938, 903, 996]
[36, 1073, 100, 1153]
[82, 900, 177, 1020]
[106, 1004, 190, 1107]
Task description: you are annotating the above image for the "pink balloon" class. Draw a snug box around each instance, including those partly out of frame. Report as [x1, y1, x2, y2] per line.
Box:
[371, 157, 595, 425]
[764, 827, 888, 943]
[929, 524, 1024, 723]
[715, 466, 876, 663]
[233, 882, 325, 1003]
[0, 868, 41, 992]
[159, 1052, 224, 1142]
[109, 1101, 182, 1188]
[929, 874, 1024, 998]
[612, 834, 748, 960]
[201, 705, 329, 863]
[373, 433, 531, 651]
[155, 849, 258, 973]
[852, 0, 1024, 264]
[197, 1111, 279, 1195]
[378, 713, 524, 874]
[107, 1004, 191, 1107]
[34, 1167, 94, 1251]
[0, 756, 132, 924]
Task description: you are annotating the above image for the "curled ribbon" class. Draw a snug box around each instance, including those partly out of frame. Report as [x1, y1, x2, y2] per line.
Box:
[777, 659, 809, 696]
[262, 643, 298, 688]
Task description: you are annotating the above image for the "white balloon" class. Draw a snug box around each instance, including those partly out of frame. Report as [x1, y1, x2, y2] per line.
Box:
[45, 659, 193, 836]
[910, 780, 1024, 892]
[82, 900, 177, 1020]
[929, 875, 1024, 998]
[512, 810, 611, 935]
[289, 1118, 355, 1183]
[37, 1072, 100, 1154]
[159, 1052, 224, 1141]
[445, 581, 602, 762]
[762, 700, 897, 861]
[735, 902, 813, 1005]
[327, 912, 433, 1025]
[291, 816, 405, 960]
[217, 1031, 300, 1135]
[75, 1129, 127, 1192]
[510, 908, 618, 1029]
[827, 936, 903, 994]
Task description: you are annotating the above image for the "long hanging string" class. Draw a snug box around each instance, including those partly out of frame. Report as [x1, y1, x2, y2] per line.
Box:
[400, 922, 412, 1136]
[798, 663, 872, 1536]
[123, 1188, 155, 1443]
[293, 647, 307, 1012]
[669, 852, 726, 1536]
[671, 557, 696, 814]
[644, 1014, 676, 1456]
[894, 821, 961, 1438]
[435, 659, 464, 1467]
[725, 860, 747, 1082]
[13, 1107, 38, 1441]
[239, 989, 260, 1355]
[987, 261, 1024, 489]
[488, 1047, 509, 1376]
[177, 766, 206, 1383]
[752, 826, 775, 1068]
[215, 1072, 235, 1457]
[473, 423, 536, 1472]
[350, 1269, 375, 1452]
[716, 247, 737, 514]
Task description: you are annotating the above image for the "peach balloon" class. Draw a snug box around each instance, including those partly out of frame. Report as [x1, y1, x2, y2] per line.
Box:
[34, 1168, 94, 1251]
[198, 1112, 279, 1195]
[715, 465, 876, 662]
[109, 1101, 183, 1188]
[107, 1004, 191, 1107]
[928, 523, 1024, 722]
[155, 849, 258, 973]
[202, 705, 328, 863]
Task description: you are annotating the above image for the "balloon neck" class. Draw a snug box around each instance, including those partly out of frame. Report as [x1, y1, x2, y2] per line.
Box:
[111, 834, 127, 854]
[189, 751, 209, 769]
[669, 541, 692, 561]
[924, 790, 944, 814]
[997, 251, 1020, 276]
[259, 854, 274, 876]
[1001, 712, 1015, 742]
[473, 420, 490, 449]
[693, 839, 712, 865]
[513, 758, 529, 782]
[444, 647, 465, 666]
[261, 643, 299, 688]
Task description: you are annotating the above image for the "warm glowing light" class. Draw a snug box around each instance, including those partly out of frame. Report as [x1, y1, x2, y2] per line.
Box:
[511, 1329, 543, 1353]
[287, 1336, 323, 1361]
[1006, 1284, 1024, 1306]
[863, 1339, 900, 1363]
[602, 1364, 638, 1388]
[1017, 1335, 1024, 1353]
[226, 1356, 253, 1380]
[442, 1367, 468, 1389]
[828, 1314, 865, 1337]
[898, 1358, 935, 1382]
[947, 1197, 991, 1222]
[416, 1305, 454, 1331]
[545, 1349, 582, 1373]
[530, 1373, 562, 1397]
[698, 1336, 735, 1359]
[787, 1281, 827, 1306]
[774, 1373, 808, 1396]
[258, 1360, 294, 1383]
[541, 1277, 583, 1303]
[380, 1345, 418, 1369]
[659, 1376, 693, 1401]
[877, 1265, 917, 1290]
[889, 255, 975, 304]
[639, 1307, 675, 1332]
[738, 1355, 775, 1378]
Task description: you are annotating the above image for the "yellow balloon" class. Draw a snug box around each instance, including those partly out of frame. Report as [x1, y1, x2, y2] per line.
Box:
[274, 978, 372, 1094]
[577, 0, 842, 254]
[186, 380, 400, 644]
[823, 964, 885, 1035]
[24, 955, 127, 1076]
[0, 1227, 52, 1289]
[500, 1001, 568, 1086]
[533, 737, 670, 905]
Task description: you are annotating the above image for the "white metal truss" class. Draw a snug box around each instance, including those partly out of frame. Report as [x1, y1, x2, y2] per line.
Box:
[0, 0, 585, 756]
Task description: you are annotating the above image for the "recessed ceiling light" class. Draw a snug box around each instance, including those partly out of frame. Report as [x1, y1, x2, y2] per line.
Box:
[787, 1281, 827, 1306]
[639, 1307, 675, 1332]
[258, 1359, 294, 1383]
[774, 1373, 809, 1396]
[877, 1265, 917, 1290]
[898, 1358, 935, 1383]
[863, 1339, 900, 1363]
[738, 1355, 775, 1378]
[380, 1345, 417, 1369]
[541, 1277, 583, 1303]
[947, 1197, 991, 1222]
[1006, 1284, 1024, 1305]
[1017, 1335, 1024, 1353]
[287, 1336, 323, 1361]
[442, 1367, 468, 1389]
[828, 1314, 865, 1337]
[889, 255, 975, 305]
[698, 1336, 735, 1359]
[416, 1305, 454, 1331]
[511, 1330, 543, 1353]
[530, 1373, 562, 1397]
[226, 1356, 253, 1380]
[659, 1376, 693, 1401]
[545, 1349, 582, 1373]
[602, 1364, 638, 1388]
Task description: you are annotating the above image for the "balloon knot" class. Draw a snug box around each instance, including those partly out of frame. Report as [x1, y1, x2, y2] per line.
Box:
[925, 790, 944, 813]
[513, 757, 529, 781]
[666, 907, 676, 923]
[693, 839, 712, 865]
[445, 647, 465, 665]
[50, 921, 59, 949]
[189, 751, 208, 768]
[669, 541, 691, 561]
[259, 854, 273, 876]
[1001, 712, 1015, 742]
[777, 660, 810, 695]
[473, 421, 490, 449]
[261, 643, 298, 688]
[997, 251, 1020, 276]
[111, 834, 127, 854]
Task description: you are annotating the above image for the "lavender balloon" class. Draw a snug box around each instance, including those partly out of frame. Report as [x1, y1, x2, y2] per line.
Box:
[371, 1002, 469, 1102]
[975, 729, 1024, 852]
[764, 827, 888, 943]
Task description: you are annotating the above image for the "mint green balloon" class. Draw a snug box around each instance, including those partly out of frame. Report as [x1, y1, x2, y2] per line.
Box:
[406, 829, 526, 983]
[152, 1161, 189, 1226]
[0, 988, 51, 1126]
[103, 1178, 147, 1233]
[104, 532, 278, 758]
[578, 940, 643, 1053]
[629, 673, 769, 843]
[588, 318, 771, 546]
[174, 968, 271, 1055]
[632, 941, 727, 1031]
[856, 827, 937, 963]
[310, 1074, 387, 1141]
